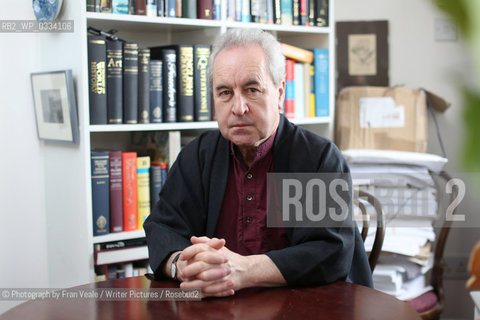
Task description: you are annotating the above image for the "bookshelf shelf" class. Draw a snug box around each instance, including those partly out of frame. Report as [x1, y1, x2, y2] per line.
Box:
[93, 230, 146, 244]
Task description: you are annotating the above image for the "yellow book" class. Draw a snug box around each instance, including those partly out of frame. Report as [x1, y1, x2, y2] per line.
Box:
[136, 156, 151, 229]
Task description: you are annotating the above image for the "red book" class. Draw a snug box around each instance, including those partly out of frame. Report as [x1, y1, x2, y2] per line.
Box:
[198, 0, 213, 19]
[109, 151, 123, 232]
[136, 0, 146, 15]
[285, 59, 295, 119]
[122, 152, 138, 231]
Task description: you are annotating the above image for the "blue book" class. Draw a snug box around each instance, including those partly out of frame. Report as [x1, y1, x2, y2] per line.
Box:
[91, 151, 110, 236]
[166, 0, 176, 17]
[112, 0, 129, 14]
[294, 62, 304, 120]
[312, 48, 329, 117]
[242, 0, 251, 22]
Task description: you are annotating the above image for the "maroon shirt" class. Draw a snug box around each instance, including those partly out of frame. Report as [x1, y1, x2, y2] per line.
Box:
[214, 132, 289, 255]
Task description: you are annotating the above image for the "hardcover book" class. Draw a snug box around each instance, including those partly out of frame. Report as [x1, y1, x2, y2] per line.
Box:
[300, 0, 307, 25]
[213, 0, 221, 20]
[138, 48, 151, 123]
[166, 0, 176, 17]
[309, 63, 315, 117]
[129, 0, 135, 14]
[280, 0, 292, 25]
[100, 0, 113, 12]
[112, 0, 129, 14]
[198, 0, 213, 19]
[157, 0, 165, 16]
[285, 59, 295, 119]
[303, 62, 313, 118]
[273, 0, 281, 24]
[194, 45, 211, 121]
[294, 62, 305, 120]
[150, 162, 162, 211]
[162, 49, 177, 122]
[136, 156, 151, 229]
[146, 0, 157, 16]
[122, 152, 138, 231]
[91, 151, 110, 236]
[149, 60, 163, 123]
[135, 0, 146, 14]
[279, 42, 314, 64]
[109, 150, 123, 233]
[87, 0, 99, 12]
[293, 0, 300, 25]
[123, 42, 139, 124]
[241, 0, 250, 22]
[88, 35, 107, 125]
[182, 0, 196, 18]
[315, 0, 328, 26]
[106, 39, 123, 124]
[312, 48, 329, 117]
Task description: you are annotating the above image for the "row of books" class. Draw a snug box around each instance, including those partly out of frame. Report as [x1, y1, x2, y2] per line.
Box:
[88, 36, 212, 124]
[86, 0, 329, 27]
[91, 150, 168, 236]
[283, 48, 329, 119]
[95, 259, 152, 280]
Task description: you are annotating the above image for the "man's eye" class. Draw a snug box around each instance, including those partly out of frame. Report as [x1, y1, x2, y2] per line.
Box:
[247, 88, 260, 93]
[219, 90, 231, 96]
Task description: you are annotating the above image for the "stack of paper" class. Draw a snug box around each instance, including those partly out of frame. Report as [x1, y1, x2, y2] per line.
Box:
[344, 149, 448, 300]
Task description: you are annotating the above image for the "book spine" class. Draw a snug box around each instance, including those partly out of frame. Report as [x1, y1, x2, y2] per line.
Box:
[166, 0, 176, 17]
[307, 0, 315, 25]
[88, 36, 107, 125]
[100, 0, 113, 13]
[136, 156, 151, 229]
[279, 42, 313, 64]
[303, 62, 311, 118]
[309, 63, 315, 117]
[109, 150, 123, 233]
[294, 62, 304, 120]
[91, 151, 110, 236]
[213, 0, 221, 20]
[182, 0, 196, 18]
[87, 0, 97, 12]
[157, 0, 164, 16]
[285, 59, 295, 119]
[292, 0, 300, 25]
[299, 0, 307, 25]
[129, 0, 136, 14]
[150, 163, 162, 211]
[312, 48, 329, 117]
[122, 152, 137, 231]
[178, 45, 194, 122]
[198, 0, 213, 19]
[161, 162, 168, 187]
[226, 0, 235, 21]
[162, 49, 177, 122]
[135, 0, 146, 14]
[266, 0, 274, 24]
[251, 0, 261, 23]
[315, 0, 328, 26]
[106, 39, 123, 124]
[146, 0, 157, 16]
[235, 0, 242, 21]
[273, 0, 281, 24]
[149, 60, 163, 123]
[280, 0, 292, 25]
[194, 45, 211, 121]
[112, 0, 129, 13]
[241, 0, 250, 22]
[176, 0, 182, 17]
[138, 48, 151, 123]
[123, 42, 139, 124]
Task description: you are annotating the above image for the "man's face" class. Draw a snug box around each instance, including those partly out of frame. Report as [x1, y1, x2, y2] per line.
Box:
[212, 45, 285, 149]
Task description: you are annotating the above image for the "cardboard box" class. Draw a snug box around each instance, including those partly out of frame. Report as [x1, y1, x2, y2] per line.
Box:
[335, 86, 449, 152]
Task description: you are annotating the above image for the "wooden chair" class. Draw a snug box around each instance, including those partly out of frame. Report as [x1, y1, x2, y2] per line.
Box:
[354, 189, 385, 272]
[405, 171, 458, 320]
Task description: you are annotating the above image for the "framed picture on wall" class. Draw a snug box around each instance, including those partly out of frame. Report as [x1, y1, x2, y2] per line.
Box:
[30, 70, 79, 143]
[336, 20, 389, 92]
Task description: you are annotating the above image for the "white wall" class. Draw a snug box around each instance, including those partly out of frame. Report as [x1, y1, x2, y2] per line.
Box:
[0, 0, 49, 314]
[335, 1, 478, 319]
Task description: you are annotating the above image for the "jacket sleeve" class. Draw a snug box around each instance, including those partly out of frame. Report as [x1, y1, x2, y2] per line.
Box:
[143, 136, 208, 278]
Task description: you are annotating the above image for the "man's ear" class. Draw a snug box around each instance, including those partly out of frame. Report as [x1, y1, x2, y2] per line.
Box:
[277, 79, 286, 110]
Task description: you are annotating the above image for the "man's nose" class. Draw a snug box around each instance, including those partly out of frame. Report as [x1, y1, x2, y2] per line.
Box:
[231, 94, 249, 115]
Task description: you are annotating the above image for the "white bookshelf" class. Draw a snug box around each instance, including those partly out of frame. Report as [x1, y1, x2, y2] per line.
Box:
[41, 0, 336, 284]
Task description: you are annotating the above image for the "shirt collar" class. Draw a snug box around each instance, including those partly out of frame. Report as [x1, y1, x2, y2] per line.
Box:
[230, 129, 277, 166]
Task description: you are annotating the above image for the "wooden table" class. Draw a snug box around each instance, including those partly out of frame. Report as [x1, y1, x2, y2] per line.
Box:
[1, 276, 421, 319]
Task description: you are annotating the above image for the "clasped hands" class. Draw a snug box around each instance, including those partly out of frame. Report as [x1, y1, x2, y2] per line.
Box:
[175, 236, 247, 298]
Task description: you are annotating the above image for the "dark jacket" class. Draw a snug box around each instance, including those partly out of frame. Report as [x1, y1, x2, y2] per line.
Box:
[144, 115, 373, 288]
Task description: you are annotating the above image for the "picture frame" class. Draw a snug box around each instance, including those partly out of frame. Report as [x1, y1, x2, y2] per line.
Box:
[336, 20, 389, 92]
[30, 69, 79, 143]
